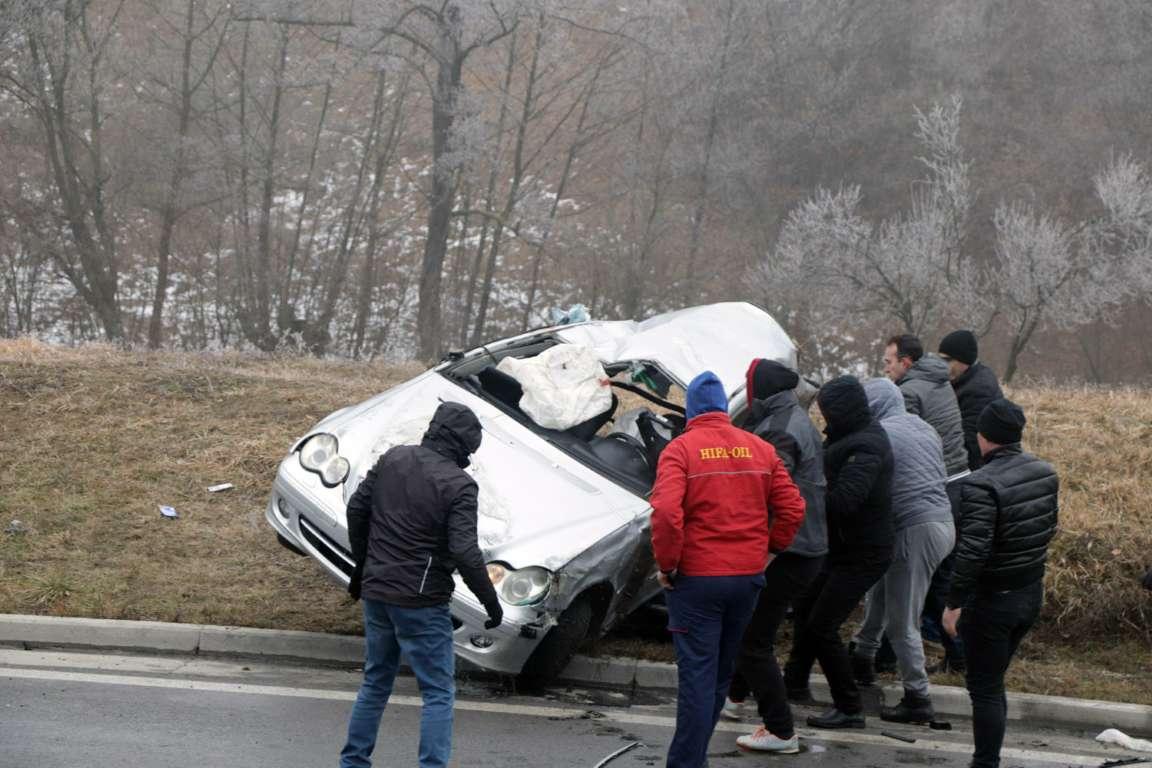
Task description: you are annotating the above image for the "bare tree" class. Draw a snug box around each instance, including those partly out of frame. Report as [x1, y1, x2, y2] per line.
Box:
[137, 0, 229, 349]
[2, 0, 129, 341]
[362, 1, 522, 361]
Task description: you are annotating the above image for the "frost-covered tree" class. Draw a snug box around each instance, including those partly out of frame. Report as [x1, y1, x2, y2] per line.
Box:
[751, 95, 971, 357]
[973, 154, 1152, 382]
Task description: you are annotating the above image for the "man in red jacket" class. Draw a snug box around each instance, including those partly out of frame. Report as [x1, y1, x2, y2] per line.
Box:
[652, 370, 806, 768]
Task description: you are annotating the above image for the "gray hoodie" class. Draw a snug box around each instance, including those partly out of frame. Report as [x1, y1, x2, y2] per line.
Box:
[896, 355, 969, 476]
[864, 378, 953, 530]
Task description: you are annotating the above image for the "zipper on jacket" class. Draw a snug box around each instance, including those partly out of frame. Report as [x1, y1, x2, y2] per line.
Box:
[418, 555, 433, 594]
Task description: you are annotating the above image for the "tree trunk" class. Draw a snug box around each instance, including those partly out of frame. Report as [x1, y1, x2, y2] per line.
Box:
[684, 0, 735, 304]
[249, 24, 290, 351]
[471, 19, 543, 345]
[148, 0, 198, 350]
[416, 14, 465, 362]
[309, 70, 388, 355]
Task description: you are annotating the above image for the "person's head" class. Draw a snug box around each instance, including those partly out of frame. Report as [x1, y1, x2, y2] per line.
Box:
[817, 375, 872, 439]
[882, 334, 923, 382]
[863, 377, 905, 422]
[976, 398, 1026, 456]
[938, 329, 978, 382]
[745, 358, 800, 401]
[686, 370, 728, 420]
[422, 402, 483, 468]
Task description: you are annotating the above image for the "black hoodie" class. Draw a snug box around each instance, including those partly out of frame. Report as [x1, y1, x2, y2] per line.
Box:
[817, 376, 895, 567]
[346, 402, 501, 613]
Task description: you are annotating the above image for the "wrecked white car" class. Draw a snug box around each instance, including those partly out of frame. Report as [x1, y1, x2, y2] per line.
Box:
[266, 302, 796, 679]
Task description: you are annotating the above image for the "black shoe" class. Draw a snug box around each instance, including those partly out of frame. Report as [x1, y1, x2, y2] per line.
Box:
[807, 708, 866, 729]
[851, 653, 876, 686]
[881, 692, 935, 724]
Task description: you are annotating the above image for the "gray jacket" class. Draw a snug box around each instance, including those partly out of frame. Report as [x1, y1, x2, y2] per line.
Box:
[743, 390, 828, 557]
[896, 355, 968, 476]
[865, 379, 953, 531]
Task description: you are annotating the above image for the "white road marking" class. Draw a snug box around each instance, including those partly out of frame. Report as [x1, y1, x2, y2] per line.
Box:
[1, 663, 1124, 766]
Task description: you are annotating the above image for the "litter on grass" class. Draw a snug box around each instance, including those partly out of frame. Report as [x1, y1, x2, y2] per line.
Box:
[207, 483, 234, 493]
[158, 505, 179, 519]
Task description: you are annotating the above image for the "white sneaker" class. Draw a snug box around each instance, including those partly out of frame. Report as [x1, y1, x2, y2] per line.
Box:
[720, 697, 743, 721]
[736, 726, 800, 754]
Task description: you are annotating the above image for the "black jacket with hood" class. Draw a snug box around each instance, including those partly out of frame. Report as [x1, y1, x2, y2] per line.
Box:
[817, 376, 895, 568]
[346, 402, 501, 615]
[946, 444, 1058, 609]
[952, 361, 1004, 470]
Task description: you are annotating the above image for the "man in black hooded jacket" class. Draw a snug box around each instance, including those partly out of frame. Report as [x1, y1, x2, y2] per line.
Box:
[785, 375, 894, 730]
[340, 402, 503, 768]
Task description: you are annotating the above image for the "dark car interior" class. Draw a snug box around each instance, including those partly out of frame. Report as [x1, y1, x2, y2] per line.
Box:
[443, 338, 685, 496]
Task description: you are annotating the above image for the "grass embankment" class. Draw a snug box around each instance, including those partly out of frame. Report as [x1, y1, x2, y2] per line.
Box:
[0, 340, 1149, 702]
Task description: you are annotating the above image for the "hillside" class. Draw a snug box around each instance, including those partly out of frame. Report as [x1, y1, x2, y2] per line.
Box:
[1, 340, 1149, 701]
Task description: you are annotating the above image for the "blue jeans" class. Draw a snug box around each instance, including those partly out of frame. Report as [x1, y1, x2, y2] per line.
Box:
[340, 600, 456, 768]
[665, 574, 765, 768]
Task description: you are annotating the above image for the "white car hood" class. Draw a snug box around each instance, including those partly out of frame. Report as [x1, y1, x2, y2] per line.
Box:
[555, 301, 795, 396]
[309, 373, 639, 571]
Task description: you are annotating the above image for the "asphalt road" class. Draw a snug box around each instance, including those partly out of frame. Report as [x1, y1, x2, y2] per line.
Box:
[0, 648, 1137, 768]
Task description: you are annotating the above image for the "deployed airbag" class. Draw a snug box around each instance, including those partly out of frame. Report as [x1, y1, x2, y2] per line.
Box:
[497, 345, 613, 430]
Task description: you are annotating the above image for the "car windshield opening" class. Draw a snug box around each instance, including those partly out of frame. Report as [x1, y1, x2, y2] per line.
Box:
[442, 341, 686, 496]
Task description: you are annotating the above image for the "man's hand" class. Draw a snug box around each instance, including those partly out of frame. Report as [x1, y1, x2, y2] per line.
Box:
[484, 604, 504, 630]
[942, 607, 962, 639]
[657, 569, 677, 590]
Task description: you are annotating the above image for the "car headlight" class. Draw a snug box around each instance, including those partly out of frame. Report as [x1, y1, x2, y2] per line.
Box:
[487, 563, 552, 606]
[298, 433, 350, 487]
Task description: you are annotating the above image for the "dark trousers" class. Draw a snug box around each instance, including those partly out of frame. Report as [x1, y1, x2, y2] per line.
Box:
[959, 580, 1043, 768]
[665, 574, 765, 768]
[729, 553, 823, 738]
[923, 479, 966, 665]
[784, 560, 888, 715]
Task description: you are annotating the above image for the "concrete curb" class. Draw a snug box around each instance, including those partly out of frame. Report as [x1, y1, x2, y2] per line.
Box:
[2, 614, 1149, 733]
[561, 655, 1152, 734]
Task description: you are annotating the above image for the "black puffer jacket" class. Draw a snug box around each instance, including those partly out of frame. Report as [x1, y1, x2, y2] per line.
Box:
[952, 362, 1004, 470]
[946, 445, 1058, 609]
[897, 356, 968, 476]
[817, 376, 895, 568]
[346, 402, 501, 615]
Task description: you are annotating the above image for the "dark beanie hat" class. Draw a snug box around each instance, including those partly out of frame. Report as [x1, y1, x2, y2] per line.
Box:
[978, 398, 1026, 445]
[745, 358, 800, 400]
[939, 330, 978, 366]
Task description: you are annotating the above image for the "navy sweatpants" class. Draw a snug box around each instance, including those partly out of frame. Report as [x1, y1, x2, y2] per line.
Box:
[665, 574, 765, 768]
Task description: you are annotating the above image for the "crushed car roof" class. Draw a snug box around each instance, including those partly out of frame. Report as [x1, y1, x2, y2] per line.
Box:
[555, 302, 796, 397]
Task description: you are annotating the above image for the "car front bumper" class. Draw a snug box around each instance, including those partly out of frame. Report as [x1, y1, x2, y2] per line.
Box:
[266, 457, 550, 675]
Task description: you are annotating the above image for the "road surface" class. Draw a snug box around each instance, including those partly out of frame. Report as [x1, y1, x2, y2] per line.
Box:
[0, 647, 1136, 768]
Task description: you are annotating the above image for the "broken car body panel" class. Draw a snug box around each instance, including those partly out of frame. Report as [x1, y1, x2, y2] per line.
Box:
[266, 302, 795, 675]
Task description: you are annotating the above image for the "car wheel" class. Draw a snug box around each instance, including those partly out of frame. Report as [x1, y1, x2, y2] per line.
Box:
[519, 594, 593, 684]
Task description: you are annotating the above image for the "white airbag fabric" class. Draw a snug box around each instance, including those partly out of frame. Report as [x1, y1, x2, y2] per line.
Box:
[497, 345, 612, 430]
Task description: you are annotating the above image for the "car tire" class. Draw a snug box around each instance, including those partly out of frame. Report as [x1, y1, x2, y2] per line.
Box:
[519, 594, 593, 684]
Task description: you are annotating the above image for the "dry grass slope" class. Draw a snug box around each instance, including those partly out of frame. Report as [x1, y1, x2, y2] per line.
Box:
[0, 341, 1149, 701]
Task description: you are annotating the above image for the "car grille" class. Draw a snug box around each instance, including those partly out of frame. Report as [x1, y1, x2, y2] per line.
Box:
[298, 516, 355, 577]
